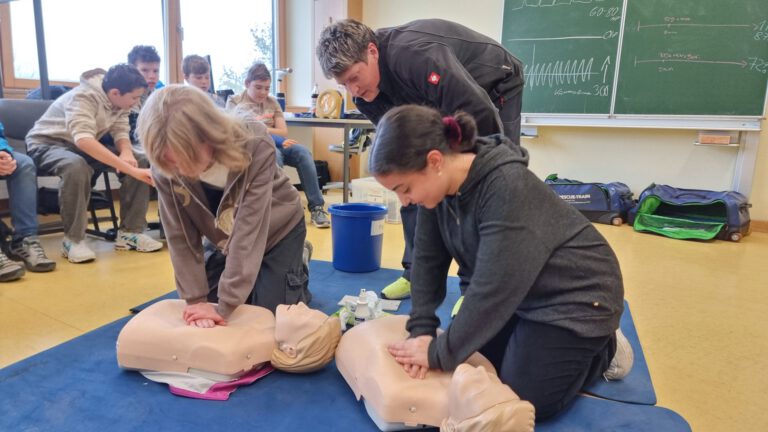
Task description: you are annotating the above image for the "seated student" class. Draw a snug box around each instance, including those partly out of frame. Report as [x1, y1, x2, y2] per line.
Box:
[1, 124, 55, 280]
[127, 45, 164, 112]
[136, 85, 312, 326]
[225, 62, 330, 229]
[372, 105, 633, 420]
[182, 54, 225, 108]
[25, 65, 163, 263]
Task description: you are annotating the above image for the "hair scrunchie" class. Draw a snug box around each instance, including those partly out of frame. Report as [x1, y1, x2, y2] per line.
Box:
[442, 116, 463, 149]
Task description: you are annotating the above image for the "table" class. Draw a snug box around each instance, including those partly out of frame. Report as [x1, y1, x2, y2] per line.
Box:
[285, 116, 375, 203]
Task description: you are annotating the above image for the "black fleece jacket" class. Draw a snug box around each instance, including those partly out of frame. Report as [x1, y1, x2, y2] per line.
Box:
[355, 19, 524, 136]
[407, 135, 624, 371]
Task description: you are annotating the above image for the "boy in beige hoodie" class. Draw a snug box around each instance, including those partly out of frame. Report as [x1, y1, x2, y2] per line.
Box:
[26, 64, 163, 263]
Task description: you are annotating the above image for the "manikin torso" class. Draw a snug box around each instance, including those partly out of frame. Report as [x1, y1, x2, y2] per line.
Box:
[335, 315, 496, 428]
[117, 299, 275, 379]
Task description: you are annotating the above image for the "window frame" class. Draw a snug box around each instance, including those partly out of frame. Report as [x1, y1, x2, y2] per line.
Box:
[0, 0, 284, 94]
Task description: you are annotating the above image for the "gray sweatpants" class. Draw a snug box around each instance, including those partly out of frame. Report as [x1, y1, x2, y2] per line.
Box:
[28, 144, 150, 242]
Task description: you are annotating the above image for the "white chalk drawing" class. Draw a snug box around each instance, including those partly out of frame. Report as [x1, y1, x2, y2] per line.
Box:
[524, 45, 613, 91]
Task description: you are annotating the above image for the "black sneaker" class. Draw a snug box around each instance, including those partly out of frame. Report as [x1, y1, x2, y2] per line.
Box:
[9, 237, 56, 272]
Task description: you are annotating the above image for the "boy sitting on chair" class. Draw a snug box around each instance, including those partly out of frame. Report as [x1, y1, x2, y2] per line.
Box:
[226, 62, 330, 229]
[182, 55, 226, 108]
[26, 64, 163, 264]
[1, 123, 56, 280]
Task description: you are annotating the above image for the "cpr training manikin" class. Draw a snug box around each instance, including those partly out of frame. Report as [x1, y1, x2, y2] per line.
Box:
[335, 315, 535, 431]
[117, 300, 534, 429]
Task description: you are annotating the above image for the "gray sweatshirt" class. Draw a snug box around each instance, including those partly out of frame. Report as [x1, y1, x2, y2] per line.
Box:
[407, 135, 624, 371]
[26, 69, 131, 150]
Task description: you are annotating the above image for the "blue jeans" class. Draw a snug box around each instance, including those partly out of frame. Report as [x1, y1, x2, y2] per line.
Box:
[271, 135, 324, 209]
[1, 152, 39, 241]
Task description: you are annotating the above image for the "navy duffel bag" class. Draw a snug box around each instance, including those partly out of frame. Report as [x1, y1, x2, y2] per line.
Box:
[545, 174, 635, 225]
[628, 184, 751, 242]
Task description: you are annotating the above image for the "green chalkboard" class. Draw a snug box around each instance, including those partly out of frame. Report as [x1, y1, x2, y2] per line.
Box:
[501, 0, 768, 117]
[502, 0, 623, 114]
[615, 1, 768, 115]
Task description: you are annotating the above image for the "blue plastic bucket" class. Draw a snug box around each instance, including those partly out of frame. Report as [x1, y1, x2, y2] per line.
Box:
[327, 203, 388, 272]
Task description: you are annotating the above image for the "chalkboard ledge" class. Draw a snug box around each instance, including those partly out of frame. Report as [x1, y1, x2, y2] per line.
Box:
[521, 115, 762, 131]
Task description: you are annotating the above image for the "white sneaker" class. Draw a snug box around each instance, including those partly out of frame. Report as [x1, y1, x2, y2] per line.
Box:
[61, 238, 96, 263]
[604, 329, 634, 380]
[115, 230, 163, 252]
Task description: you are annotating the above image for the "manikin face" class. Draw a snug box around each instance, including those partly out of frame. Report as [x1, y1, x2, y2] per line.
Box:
[375, 152, 449, 209]
[274, 303, 328, 354]
[134, 61, 161, 90]
[186, 72, 211, 94]
[107, 87, 146, 110]
[334, 43, 381, 102]
[162, 143, 214, 178]
[246, 79, 271, 103]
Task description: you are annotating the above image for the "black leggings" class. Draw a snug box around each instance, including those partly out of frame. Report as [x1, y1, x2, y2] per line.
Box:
[480, 315, 616, 420]
[205, 220, 311, 313]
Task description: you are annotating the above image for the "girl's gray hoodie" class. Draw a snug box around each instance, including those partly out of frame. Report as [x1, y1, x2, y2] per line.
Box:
[407, 135, 624, 371]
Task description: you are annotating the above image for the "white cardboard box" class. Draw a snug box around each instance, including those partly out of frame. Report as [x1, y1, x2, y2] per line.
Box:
[350, 177, 402, 224]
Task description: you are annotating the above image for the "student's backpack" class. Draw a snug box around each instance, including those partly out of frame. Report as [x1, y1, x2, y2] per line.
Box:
[628, 184, 751, 242]
[544, 174, 635, 225]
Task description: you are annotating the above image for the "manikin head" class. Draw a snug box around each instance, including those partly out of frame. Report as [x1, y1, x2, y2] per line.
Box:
[271, 303, 341, 373]
[442, 364, 536, 432]
[316, 19, 381, 102]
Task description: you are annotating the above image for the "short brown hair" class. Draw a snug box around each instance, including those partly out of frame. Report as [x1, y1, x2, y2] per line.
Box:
[182, 55, 210, 76]
[245, 62, 271, 84]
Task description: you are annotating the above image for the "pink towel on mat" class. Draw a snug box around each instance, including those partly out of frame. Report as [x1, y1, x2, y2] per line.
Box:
[142, 364, 275, 401]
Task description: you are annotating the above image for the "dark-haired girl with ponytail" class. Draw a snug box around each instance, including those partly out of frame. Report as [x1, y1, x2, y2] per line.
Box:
[375, 105, 633, 420]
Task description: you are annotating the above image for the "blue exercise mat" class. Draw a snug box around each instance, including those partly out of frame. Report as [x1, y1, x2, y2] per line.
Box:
[0, 261, 681, 431]
[0, 314, 688, 432]
[537, 394, 689, 431]
[583, 300, 657, 405]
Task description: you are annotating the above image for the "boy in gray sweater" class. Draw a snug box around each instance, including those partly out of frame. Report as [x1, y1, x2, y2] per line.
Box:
[26, 64, 163, 263]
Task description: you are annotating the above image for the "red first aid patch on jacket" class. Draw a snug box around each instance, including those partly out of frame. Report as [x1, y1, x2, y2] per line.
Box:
[427, 72, 441, 85]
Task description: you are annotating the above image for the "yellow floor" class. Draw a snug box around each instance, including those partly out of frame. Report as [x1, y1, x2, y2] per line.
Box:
[1, 192, 766, 431]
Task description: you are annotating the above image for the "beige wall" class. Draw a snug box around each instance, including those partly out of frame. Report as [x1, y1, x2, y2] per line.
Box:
[363, 0, 768, 222]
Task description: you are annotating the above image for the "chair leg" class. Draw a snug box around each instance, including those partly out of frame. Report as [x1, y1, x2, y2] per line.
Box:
[85, 171, 118, 241]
